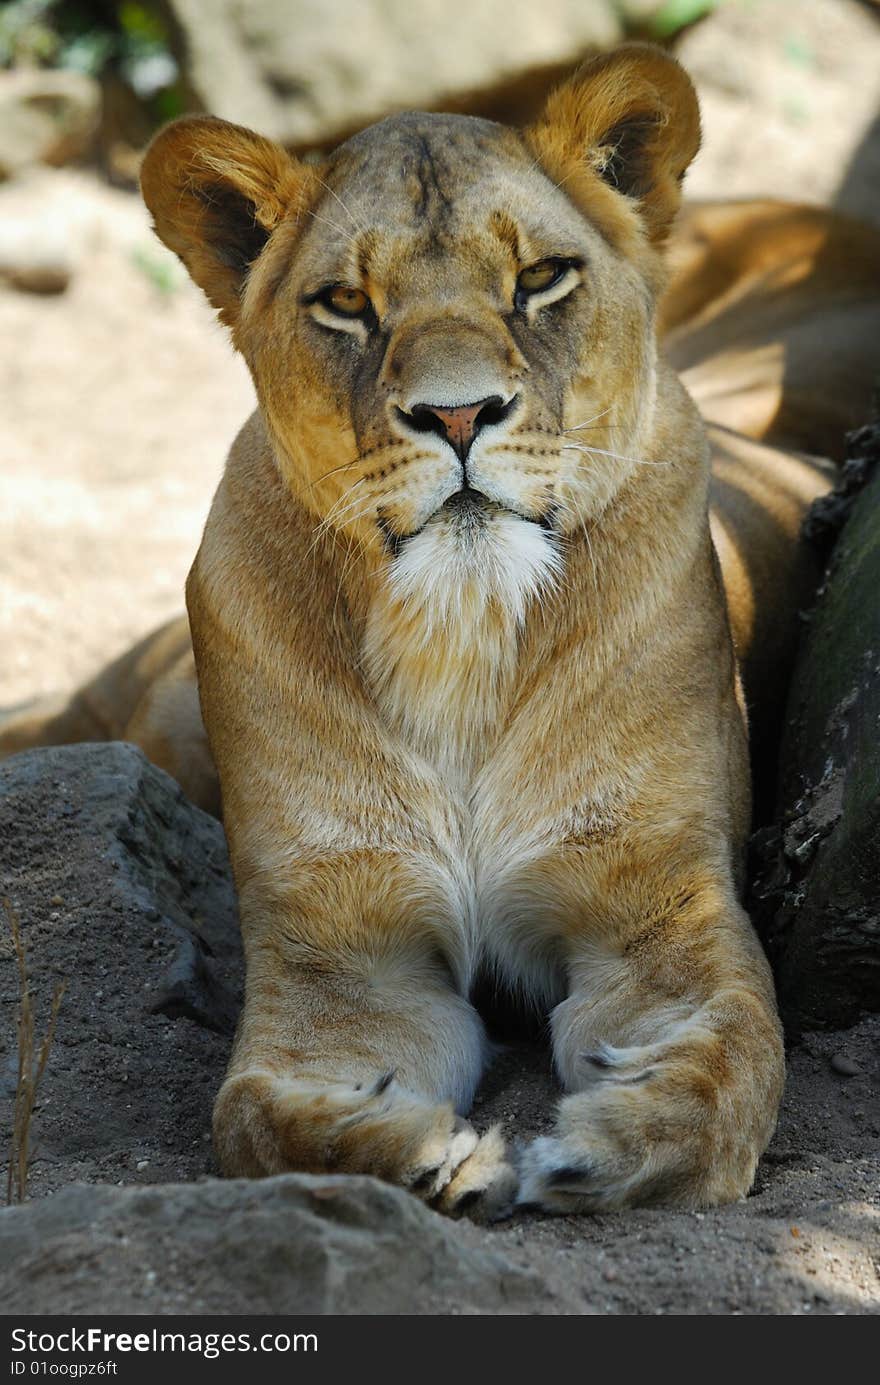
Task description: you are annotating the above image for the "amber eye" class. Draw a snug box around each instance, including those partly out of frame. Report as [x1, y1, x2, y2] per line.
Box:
[518, 259, 566, 294]
[319, 285, 372, 318]
[514, 257, 581, 312]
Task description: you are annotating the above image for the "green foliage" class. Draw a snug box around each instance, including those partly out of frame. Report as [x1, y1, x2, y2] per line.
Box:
[635, 0, 722, 40]
[0, 1, 184, 128]
[782, 32, 816, 70]
[0, 0, 60, 67]
[130, 244, 181, 298]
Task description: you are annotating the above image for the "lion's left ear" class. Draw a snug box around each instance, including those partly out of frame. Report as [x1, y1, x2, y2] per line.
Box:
[526, 44, 700, 245]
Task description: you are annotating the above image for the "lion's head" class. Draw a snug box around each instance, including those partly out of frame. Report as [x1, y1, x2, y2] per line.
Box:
[141, 46, 699, 625]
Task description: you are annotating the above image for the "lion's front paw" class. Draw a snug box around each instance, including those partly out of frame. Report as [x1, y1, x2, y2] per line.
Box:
[435, 1123, 518, 1221]
[214, 1069, 515, 1219]
[517, 1132, 637, 1213]
[517, 1067, 767, 1214]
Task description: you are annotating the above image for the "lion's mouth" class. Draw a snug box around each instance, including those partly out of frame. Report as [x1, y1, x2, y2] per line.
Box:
[379, 486, 554, 557]
[440, 485, 555, 533]
[441, 485, 491, 523]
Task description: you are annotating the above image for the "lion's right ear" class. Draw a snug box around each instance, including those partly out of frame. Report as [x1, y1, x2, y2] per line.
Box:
[140, 116, 314, 326]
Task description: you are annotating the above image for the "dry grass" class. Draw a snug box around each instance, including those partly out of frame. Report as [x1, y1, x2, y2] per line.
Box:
[4, 897, 65, 1205]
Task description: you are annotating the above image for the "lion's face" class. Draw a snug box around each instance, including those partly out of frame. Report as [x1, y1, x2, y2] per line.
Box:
[141, 47, 699, 618]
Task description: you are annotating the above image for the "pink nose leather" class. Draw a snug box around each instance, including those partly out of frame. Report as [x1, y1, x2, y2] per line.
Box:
[425, 402, 485, 456]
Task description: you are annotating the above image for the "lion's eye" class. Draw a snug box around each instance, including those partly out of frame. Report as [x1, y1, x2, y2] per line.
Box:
[320, 285, 371, 318]
[514, 257, 581, 313]
[517, 259, 566, 295]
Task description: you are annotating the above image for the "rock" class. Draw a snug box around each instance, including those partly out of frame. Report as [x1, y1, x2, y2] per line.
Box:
[0, 741, 240, 979]
[750, 431, 880, 1029]
[802, 423, 880, 557]
[0, 162, 182, 299]
[677, 0, 880, 226]
[150, 931, 240, 1034]
[0, 743, 242, 1192]
[0, 167, 102, 295]
[0, 69, 100, 182]
[0, 201, 75, 293]
[0, 1174, 544, 1314]
[163, 0, 621, 150]
[829, 1054, 862, 1078]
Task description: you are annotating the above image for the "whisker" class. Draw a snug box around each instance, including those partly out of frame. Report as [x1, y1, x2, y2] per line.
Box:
[305, 207, 352, 241]
[520, 152, 545, 179]
[314, 175, 366, 235]
[324, 486, 396, 545]
[294, 457, 361, 499]
[552, 165, 581, 193]
[303, 477, 369, 563]
[312, 485, 361, 536]
[319, 482, 375, 532]
[562, 443, 672, 468]
[332, 526, 370, 626]
[560, 425, 618, 434]
[564, 406, 614, 433]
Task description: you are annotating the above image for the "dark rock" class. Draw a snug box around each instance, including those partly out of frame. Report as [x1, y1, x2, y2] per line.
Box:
[0, 740, 241, 975]
[0, 743, 242, 1189]
[751, 457, 880, 1029]
[829, 1054, 862, 1078]
[802, 420, 880, 557]
[150, 933, 239, 1034]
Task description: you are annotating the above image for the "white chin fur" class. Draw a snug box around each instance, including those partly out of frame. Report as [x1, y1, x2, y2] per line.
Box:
[386, 508, 561, 635]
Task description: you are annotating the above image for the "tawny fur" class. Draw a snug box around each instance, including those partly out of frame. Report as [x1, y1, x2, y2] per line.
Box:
[4, 45, 880, 1215]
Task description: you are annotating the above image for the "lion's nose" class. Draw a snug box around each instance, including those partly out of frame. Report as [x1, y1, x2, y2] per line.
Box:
[399, 395, 516, 463]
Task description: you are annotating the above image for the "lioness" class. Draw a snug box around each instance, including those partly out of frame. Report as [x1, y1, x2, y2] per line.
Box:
[6, 46, 880, 1213]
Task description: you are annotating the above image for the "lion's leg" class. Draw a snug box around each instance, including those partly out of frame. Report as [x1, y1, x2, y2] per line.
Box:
[185, 512, 518, 1214]
[213, 869, 515, 1218]
[518, 888, 784, 1211]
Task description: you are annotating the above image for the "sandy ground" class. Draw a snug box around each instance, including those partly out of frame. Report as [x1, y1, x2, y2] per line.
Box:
[0, 169, 254, 711]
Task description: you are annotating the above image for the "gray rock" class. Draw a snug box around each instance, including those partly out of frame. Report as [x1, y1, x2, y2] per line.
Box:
[751, 426, 880, 1028]
[0, 69, 100, 181]
[0, 1174, 544, 1314]
[163, 0, 621, 150]
[830, 1053, 862, 1078]
[0, 741, 240, 978]
[0, 743, 242, 1190]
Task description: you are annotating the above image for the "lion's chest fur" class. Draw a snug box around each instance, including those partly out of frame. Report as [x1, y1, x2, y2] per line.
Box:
[361, 588, 521, 791]
[360, 574, 609, 1006]
[359, 505, 562, 790]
